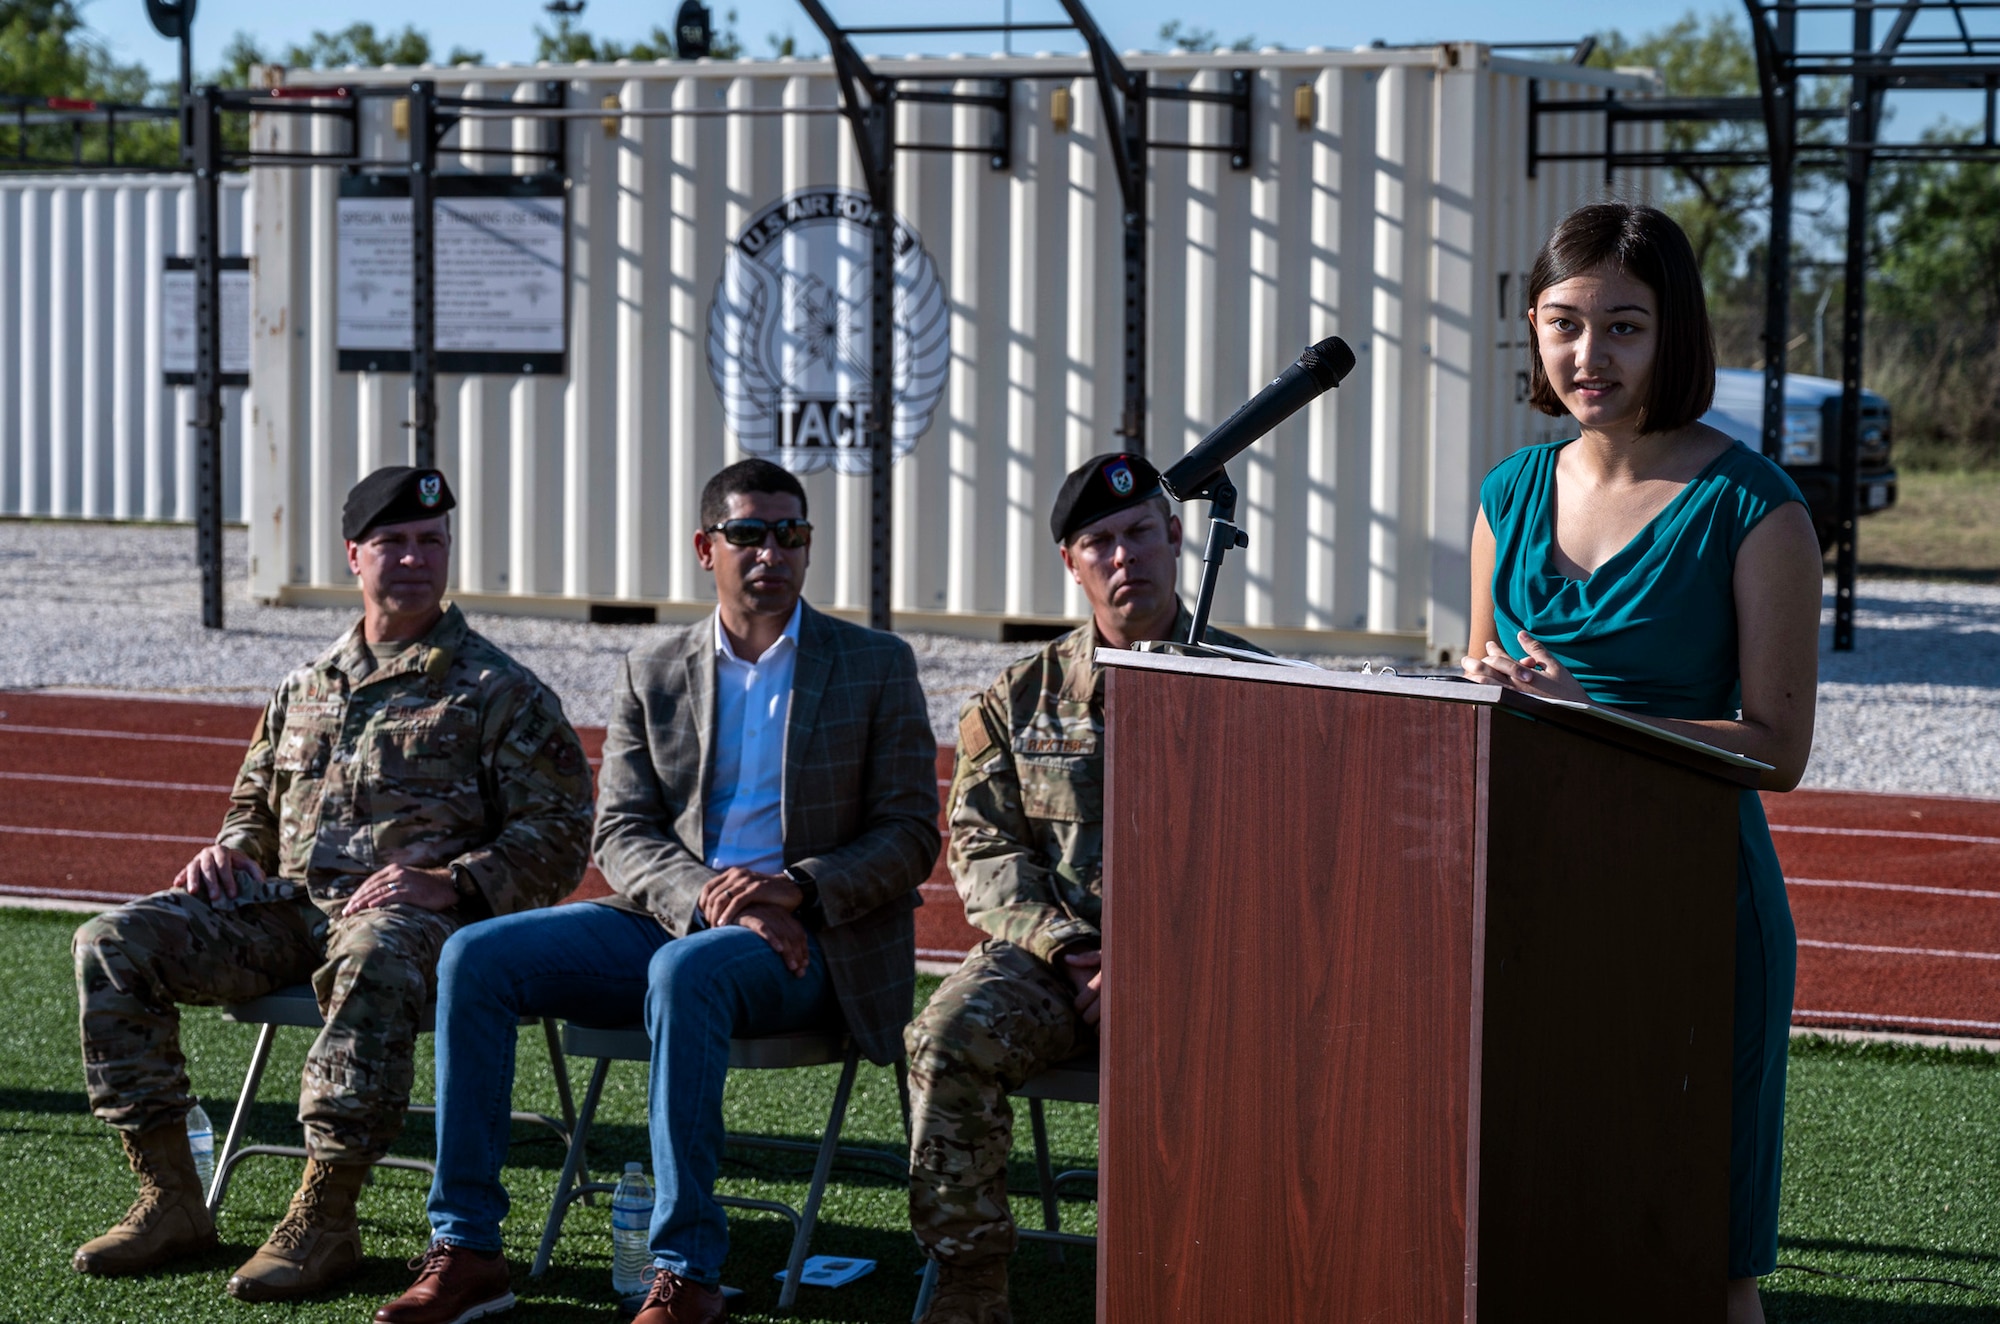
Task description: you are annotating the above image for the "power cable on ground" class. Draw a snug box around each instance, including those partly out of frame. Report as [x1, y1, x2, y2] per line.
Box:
[1775, 1261, 1991, 1294]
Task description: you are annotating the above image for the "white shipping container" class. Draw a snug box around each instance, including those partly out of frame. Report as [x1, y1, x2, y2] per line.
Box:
[240, 46, 1649, 657]
[0, 175, 252, 523]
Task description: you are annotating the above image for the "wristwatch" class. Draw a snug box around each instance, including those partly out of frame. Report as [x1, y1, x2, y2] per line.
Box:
[784, 865, 824, 927]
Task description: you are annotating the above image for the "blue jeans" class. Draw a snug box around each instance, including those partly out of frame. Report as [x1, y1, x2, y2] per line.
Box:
[424, 903, 836, 1283]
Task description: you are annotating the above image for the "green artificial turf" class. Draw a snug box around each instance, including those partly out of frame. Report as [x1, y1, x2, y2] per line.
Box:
[9, 906, 2000, 1321]
[1767, 1037, 2000, 1320]
[0, 909, 1094, 1324]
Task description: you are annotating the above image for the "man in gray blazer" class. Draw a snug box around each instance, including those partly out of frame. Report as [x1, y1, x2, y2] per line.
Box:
[376, 459, 939, 1324]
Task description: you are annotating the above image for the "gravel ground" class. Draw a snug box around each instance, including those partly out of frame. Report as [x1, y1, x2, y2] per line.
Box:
[1, 520, 1994, 798]
[1810, 581, 2000, 797]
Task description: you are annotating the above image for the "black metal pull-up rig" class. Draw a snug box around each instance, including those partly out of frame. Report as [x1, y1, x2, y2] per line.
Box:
[792, 0, 1257, 628]
[1527, 0, 2000, 651]
[2, 50, 573, 632]
[184, 84, 360, 631]
[17, 0, 1265, 636]
[187, 79, 567, 629]
[391, 81, 569, 468]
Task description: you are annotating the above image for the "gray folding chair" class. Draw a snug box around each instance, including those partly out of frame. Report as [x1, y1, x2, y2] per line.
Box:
[209, 984, 577, 1215]
[911, 1054, 1099, 1321]
[530, 1022, 908, 1311]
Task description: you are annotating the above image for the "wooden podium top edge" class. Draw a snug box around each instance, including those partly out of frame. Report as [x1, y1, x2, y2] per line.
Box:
[1096, 647, 1770, 787]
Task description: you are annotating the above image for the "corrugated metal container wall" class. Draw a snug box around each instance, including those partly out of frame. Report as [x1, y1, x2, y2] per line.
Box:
[250, 48, 1648, 654]
[0, 174, 253, 522]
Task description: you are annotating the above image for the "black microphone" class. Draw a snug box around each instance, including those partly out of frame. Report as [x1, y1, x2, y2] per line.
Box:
[1159, 336, 1356, 500]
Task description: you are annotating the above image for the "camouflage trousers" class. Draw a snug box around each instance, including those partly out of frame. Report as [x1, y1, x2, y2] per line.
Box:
[905, 938, 1092, 1266]
[74, 887, 458, 1163]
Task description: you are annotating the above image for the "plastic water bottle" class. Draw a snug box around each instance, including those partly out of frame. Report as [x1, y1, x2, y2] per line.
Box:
[610, 1161, 654, 1297]
[186, 1103, 215, 1193]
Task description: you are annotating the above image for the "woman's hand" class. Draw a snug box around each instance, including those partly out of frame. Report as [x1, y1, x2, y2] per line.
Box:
[1460, 632, 1592, 704]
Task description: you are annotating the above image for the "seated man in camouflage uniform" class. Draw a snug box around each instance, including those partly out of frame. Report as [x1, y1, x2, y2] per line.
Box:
[906, 453, 1263, 1323]
[71, 466, 595, 1302]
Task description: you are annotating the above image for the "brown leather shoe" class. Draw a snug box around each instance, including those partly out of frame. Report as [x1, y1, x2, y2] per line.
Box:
[72, 1121, 219, 1275]
[375, 1241, 515, 1324]
[631, 1267, 727, 1324]
[224, 1158, 367, 1301]
[917, 1259, 1012, 1324]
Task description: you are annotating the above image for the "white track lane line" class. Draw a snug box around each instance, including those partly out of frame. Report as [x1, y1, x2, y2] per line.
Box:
[0, 824, 211, 845]
[0, 884, 140, 906]
[1795, 1008, 2000, 1033]
[1771, 824, 2000, 847]
[0, 770, 233, 794]
[0, 722, 243, 746]
[1798, 937, 2000, 962]
[1787, 876, 2000, 901]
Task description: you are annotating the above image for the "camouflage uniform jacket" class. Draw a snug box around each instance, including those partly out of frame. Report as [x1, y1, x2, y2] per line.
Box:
[215, 604, 595, 917]
[947, 604, 1261, 963]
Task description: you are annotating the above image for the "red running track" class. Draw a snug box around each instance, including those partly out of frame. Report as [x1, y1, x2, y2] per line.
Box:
[2, 692, 1993, 1036]
[0, 691, 979, 963]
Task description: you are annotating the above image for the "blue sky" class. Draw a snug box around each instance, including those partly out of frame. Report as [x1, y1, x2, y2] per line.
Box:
[86, 0, 1739, 81]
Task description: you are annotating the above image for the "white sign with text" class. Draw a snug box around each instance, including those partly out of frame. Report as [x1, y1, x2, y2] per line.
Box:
[336, 194, 566, 361]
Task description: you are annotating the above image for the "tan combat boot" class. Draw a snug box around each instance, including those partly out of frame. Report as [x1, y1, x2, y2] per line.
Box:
[224, 1158, 368, 1301]
[917, 1260, 1012, 1324]
[72, 1120, 219, 1275]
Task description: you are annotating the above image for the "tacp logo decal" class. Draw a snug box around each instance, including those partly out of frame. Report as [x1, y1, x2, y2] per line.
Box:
[706, 187, 949, 475]
[418, 475, 442, 507]
[1106, 462, 1134, 496]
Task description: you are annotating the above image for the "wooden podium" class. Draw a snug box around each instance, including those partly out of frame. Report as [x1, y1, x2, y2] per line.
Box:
[1095, 651, 1764, 1323]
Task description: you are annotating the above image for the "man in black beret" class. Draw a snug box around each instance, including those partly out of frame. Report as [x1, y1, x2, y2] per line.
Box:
[903, 453, 1265, 1323]
[342, 464, 457, 541]
[71, 465, 595, 1302]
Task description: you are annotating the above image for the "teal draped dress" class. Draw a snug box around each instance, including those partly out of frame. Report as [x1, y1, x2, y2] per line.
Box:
[1480, 437, 1804, 1279]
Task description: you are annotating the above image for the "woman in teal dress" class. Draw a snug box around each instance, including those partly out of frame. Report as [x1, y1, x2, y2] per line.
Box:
[1463, 203, 1823, 1324]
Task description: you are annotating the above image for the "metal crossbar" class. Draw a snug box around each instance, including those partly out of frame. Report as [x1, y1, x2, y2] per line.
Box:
[454, 104, 841, 120]
[841, 21, 1074, 34]
[0, 94, 180, 170]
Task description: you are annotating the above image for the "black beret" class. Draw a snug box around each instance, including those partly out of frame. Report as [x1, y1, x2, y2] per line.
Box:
[342, 466, 456, 541]
[1049, 452, 1163, 544]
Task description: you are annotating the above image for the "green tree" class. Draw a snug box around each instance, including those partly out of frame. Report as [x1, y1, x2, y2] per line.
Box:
[1584, 13, 1767, 287]
[1874, 146, 2000, 329]
[534, 8, 744, 62]
[215, 24, 484, 79]
[0, 0, 96, 99]
[270, 23, 483, 70]
[0, 0, 170, 167]
[1864, 138, 2000, 462]
[1157, 20, 1255, 52]
[214, 31, 267, 88]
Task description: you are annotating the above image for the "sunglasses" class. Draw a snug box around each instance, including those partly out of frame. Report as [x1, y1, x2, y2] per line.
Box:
[705, 517, 813, 549]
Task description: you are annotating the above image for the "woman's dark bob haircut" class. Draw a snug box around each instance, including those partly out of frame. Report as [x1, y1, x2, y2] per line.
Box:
[1526, 202, 1716, 434]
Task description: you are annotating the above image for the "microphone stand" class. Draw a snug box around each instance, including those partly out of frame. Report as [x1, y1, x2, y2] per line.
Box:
[1184, 466, 1248, 647]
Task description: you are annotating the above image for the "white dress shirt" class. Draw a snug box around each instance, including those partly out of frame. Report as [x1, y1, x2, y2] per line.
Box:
[702, 602, 802, 876]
